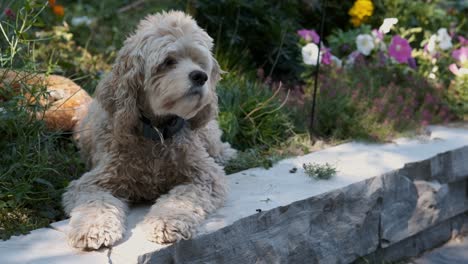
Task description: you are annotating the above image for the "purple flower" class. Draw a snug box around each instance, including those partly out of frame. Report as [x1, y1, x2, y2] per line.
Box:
[346, 50, 361, 65]
[452, 46, 468, 63]
[4, 8, 15, 19]
[322, 48, 331, 65]
[388, 35, 412, 64]
[422, 110, 432, 121]
[377, 51, 387, 65]
[424, 94, 435, 104]
[341, 44, 351, 53]
[297, 29, 320, 44]
[407, 57, 417, 69]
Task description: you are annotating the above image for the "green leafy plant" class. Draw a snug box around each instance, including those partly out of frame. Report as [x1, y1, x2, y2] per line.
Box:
[302, 162, 337, 180]
[217, 72, 294, 151]
[187, 0, 304, 79]
[299, 58, 459, 141]
[0, 2, 85, 239]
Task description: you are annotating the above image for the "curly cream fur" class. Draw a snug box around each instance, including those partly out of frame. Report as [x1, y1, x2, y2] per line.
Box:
[63, 11, 236, 250]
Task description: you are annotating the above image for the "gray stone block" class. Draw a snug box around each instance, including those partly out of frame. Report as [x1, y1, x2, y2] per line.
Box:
[431, 146, 468, 183]
[380, 172, 418, 247]
[138, 146, 468, 264]
[359, 213, 468, 263]
[381, 173, 468, 247]
[402, 146, 468, 184]
[139, 177, 384, 264]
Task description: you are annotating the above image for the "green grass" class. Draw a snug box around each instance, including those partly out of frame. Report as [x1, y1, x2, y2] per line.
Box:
[0, 74, 86, 239]
[0, 2, 86, 239]
[302, 162, 337, 180]
[217, 72, 294, 151]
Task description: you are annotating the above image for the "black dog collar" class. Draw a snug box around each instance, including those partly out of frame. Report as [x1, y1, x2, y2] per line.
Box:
[140, 114, 186, 141]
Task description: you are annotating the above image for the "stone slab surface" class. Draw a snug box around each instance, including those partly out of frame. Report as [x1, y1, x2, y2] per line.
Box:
[1, 125, 468, 263]
[380, 173, 468, 248]
[139, 176, 384, 264]
[360, 212, 468, 263]
[139, 145, 468, 263]
[412, 230, 468, 264]
[0, 226, 108, 264]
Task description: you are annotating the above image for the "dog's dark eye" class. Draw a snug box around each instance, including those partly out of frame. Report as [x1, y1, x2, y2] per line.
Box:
[163, 57, 177, 67]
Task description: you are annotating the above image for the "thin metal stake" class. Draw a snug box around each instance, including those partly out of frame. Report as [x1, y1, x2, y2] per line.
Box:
[309, 0, 327, 140]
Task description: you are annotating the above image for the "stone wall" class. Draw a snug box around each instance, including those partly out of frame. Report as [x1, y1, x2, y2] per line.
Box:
[139, 146, 468, 264]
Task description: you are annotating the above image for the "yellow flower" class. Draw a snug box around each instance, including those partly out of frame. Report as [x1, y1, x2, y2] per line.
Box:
[348, 0, 374, 27]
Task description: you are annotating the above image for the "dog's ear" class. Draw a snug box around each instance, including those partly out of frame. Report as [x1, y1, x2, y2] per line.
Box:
[188, 57, 222, 130]
[209, 56, 223, 86]
[96, 42, 144, 135]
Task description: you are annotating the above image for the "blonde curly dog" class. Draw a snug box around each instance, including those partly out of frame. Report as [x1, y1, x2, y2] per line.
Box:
[63, 11, 236, 250]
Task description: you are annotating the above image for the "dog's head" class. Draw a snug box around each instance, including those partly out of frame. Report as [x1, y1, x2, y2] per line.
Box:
[97, 11, 221, 133]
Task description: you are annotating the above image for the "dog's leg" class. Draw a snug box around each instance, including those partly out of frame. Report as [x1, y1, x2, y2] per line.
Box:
[198, 120, 237, 165]
[62, 171, 127, 250]
[143, 161, 227, 244]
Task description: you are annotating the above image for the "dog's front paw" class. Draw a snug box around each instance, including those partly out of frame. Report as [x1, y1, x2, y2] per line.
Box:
[143, 217, 194, 244]
[67, 213, 125, 250]
[214, 143, 237, 165]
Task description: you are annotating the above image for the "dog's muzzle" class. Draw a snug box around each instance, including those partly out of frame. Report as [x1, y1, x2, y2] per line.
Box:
[187, 85, 204, 97]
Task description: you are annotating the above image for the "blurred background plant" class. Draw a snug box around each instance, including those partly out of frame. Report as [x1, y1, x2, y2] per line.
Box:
[0, 0, 85, 239]
[0, 0, 466, 239]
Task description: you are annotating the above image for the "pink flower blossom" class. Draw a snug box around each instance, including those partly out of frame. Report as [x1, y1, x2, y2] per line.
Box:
[449, 63, 468, 76]
[372, 29, 383, 41]
[4, 8, 15, 19]
[297, 29, 320, 44]
[449, 63, 459, 75]
[452, 46, 468, 63]
[388, 35, 412, 63]
[457, 36, 468, 46]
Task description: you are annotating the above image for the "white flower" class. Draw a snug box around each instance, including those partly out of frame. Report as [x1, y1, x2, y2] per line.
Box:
[379, 18, 398, 34]
[356, 34, 375, 56]
[330, 55, 342, 68]
[71, 16, 93, 27]
[426, 34, 437, 55]
[436, 28, 452, 50]
[302, 43, 321, 65]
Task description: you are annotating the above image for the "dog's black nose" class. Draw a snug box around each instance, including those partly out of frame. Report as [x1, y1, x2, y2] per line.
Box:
[189, 70, 208, 86]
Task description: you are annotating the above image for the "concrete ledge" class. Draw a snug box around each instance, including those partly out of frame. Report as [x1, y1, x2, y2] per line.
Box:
[139, 146, 468, 264]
